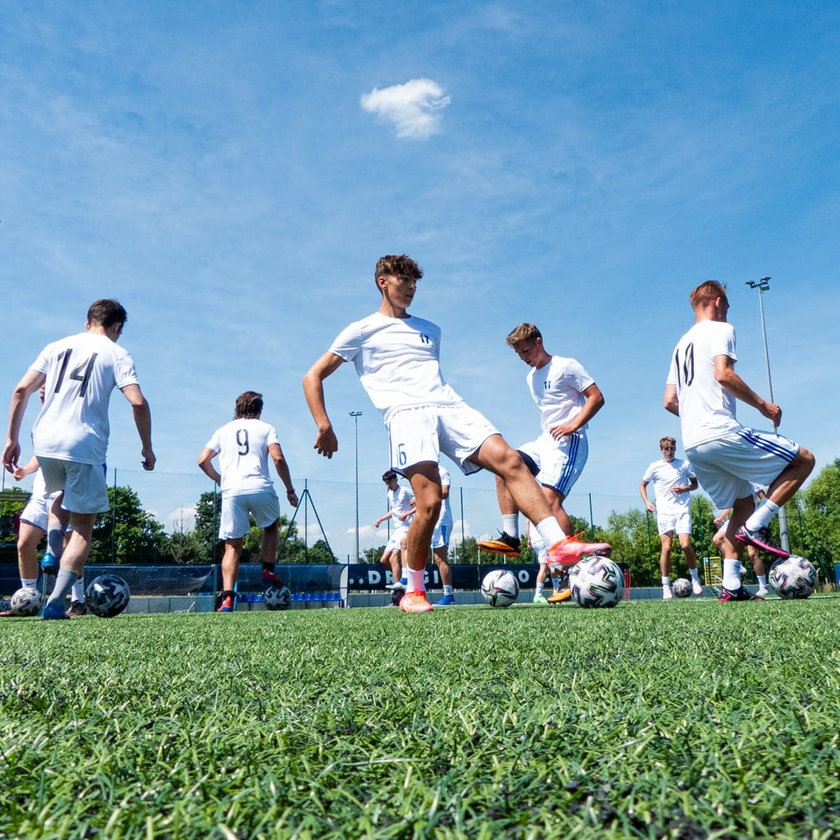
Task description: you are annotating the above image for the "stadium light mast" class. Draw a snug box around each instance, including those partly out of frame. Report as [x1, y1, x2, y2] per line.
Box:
[350, 411, 363, 561]
[744, 276, 790, 552]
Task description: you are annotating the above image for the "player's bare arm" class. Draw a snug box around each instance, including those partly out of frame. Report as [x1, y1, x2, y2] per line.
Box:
[121, 383, 156, 471]
[663, 384, 680, 416]
[268, 442, 298, 507]
[713, 355, 782, 426]
[13, 455, 40, 481]
[548, 383, 604, 439]
[639, 480, 656, 513]
[197, 447, 222, 485]
[302, 351, 345, 458]
[3, 370, 45, 472]
[672, 475, 698, 495]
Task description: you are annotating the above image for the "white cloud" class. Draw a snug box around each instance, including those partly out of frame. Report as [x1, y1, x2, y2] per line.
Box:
[360, 78, 451, 139]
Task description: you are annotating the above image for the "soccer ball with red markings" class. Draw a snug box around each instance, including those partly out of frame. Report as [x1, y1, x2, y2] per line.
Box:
[569, 556, 624, 608]
[769, 556, 816, 600]
[480, 569, 520, 608]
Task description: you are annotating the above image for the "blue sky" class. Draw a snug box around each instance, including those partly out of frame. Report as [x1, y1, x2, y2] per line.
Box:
[2, 0, 838, 561]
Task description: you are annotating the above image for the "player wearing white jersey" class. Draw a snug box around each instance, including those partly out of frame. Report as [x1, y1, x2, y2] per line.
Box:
[639, 437, 703, 599]
[374, 471, 415, 590]
[198, 391, 298, 612]
[664, 281, 814, 602]
[3, 300, 155, 620]
[304, 255, 589, 614]
[478, 323, 610, 596]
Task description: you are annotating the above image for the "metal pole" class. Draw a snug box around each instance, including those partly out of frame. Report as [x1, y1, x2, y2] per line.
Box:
[745, 276, 790, 552]
[350, 411, 362, 561]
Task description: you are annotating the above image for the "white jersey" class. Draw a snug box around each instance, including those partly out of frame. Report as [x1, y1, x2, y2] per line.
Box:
[437, 464, 453, 527]
[204, 418, 280, 498]
[329, 312, 463, 421]
[667, 320, 741, 448]
[642, 458, 695, 514]
[31, 332, 140, 465]
[527, 356, 595, 433]
[388, 484, 414, 522]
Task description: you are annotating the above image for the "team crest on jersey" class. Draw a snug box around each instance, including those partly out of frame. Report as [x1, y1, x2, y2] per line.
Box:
[420, 333, 432, 345]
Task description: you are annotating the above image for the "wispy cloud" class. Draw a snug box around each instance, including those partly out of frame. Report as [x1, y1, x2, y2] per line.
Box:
[360, 78, 451, 139]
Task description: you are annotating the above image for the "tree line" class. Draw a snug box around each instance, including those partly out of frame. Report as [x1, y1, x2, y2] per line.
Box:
[2, 460, 837, 587]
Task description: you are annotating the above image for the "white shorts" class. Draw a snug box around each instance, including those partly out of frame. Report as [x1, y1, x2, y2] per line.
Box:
[385, 523, 410, 552]
[219, 489, 280, 540]
[387, 403, 498, 476]
[656, 509, 692, 537]
[20, 491, 60, 532]
[431, 516, 453, 550]
[518, 430, 588, 497]
[38, 457, 108, 515]
[686, 427, 799, 509]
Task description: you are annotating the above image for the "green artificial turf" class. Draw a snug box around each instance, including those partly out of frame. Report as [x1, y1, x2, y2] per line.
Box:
[1, 598, 839, 839]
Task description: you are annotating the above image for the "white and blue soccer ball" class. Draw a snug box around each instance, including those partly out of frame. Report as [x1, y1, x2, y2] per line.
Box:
[480, 569, 519, 608]
[769, 555, 817, 600]
[10, 586, 44, 617]
[85, 574, 131, 618]
[569, 556, 624, 608]
[264, 585, 292, 611]
[672, 577, 692, 598]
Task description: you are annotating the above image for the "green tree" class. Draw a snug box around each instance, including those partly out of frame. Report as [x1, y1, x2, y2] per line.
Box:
[799, 459, 840, 583]
[90, 485, 167, 564]
[192, 489, 222, 564]
[0, 487, 29, 542]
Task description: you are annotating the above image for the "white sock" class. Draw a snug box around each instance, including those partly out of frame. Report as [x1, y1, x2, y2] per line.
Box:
[535, 516, 564, 548]
[689, 568, 700, 582]
[723, 558, 742, 590]
[443, 584, 453, 595]
[71, 580, 85, 602]
[661, 576, 671, 589]
[21, 578, 39, 589]
[400, 567, 408, 582]
[407, 568, 426, 593]
[757, 574, 767, 588]
[745, 500, 780, 531]
[502, 515, 519, 538]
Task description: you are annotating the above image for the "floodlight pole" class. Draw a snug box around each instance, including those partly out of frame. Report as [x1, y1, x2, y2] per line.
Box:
[745, 276, 790, 552]
[350, 411, 363, 562]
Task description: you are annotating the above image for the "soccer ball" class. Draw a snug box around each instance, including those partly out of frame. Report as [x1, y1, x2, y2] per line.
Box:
[672, 578, 692, 598]
[264, 585, 292, 611]
[480, 569, 519, 608]
[569, 556, 624, 608]
[769, 556, 817, 600]
[10, 586, 43, 617]
[85, 574, 131, 618]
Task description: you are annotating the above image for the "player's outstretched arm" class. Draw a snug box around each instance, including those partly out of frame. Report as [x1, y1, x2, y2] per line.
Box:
[121, 384, 156, 471]
[302, 352, 345, 459]
[3, 370, 44, 473]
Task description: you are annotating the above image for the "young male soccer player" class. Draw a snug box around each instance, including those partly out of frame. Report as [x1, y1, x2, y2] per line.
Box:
[477, 323, 610, 593]
[2, 299, 155, 619]
[197, 391, 298, 612]
[303, 255, 596, 613]
[639, 436, 703, 599]
[664, 281, 814, 602]
[374, 470, 414, 590]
